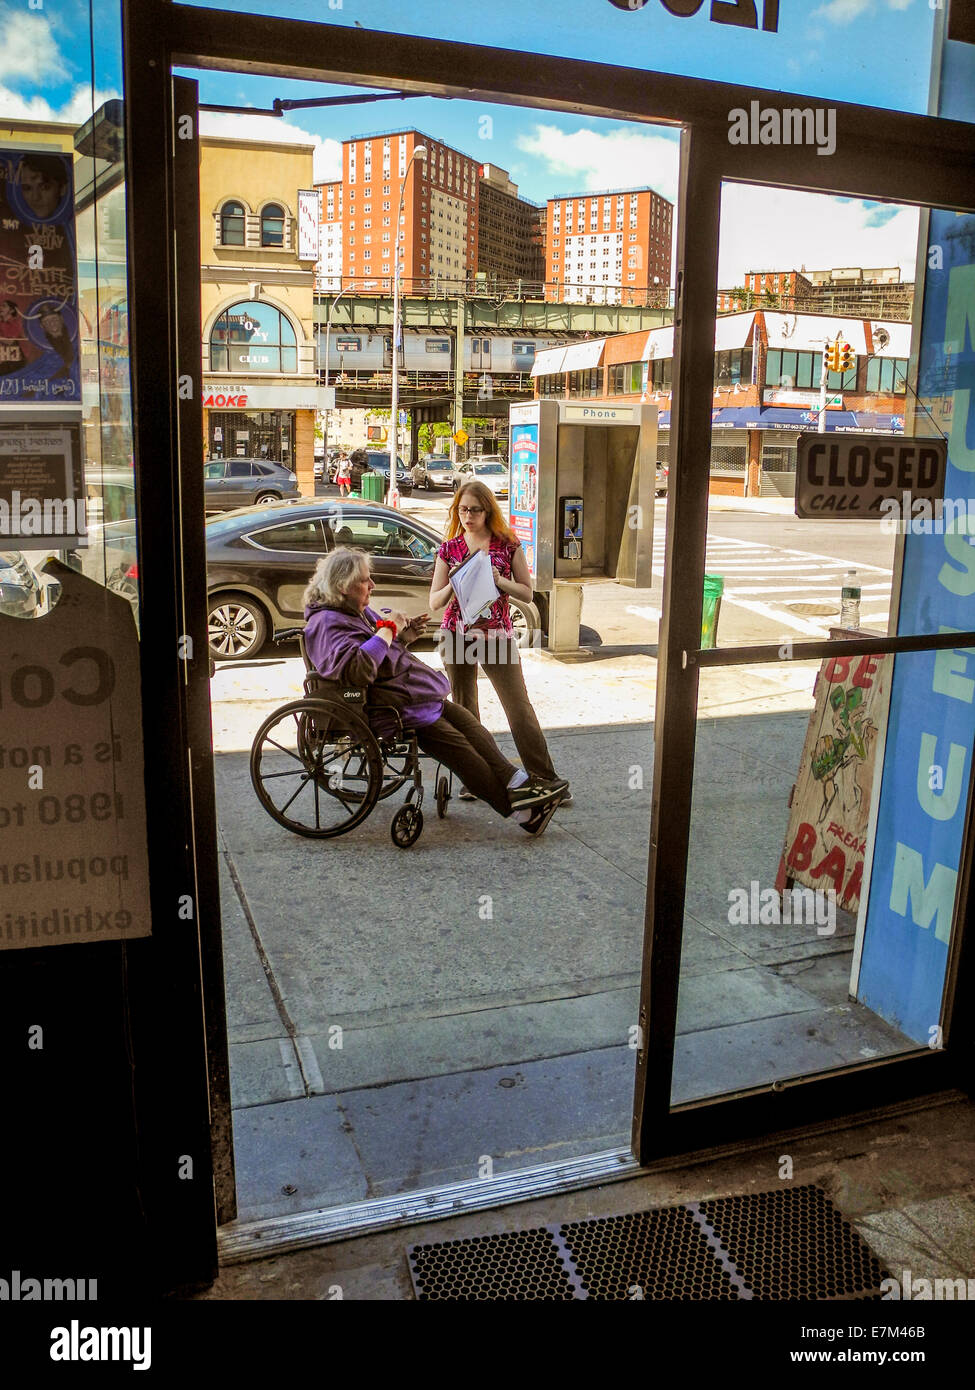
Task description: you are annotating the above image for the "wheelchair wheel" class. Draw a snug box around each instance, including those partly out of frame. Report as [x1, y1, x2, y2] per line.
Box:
[391, 804, 423, 848]
[436, 775, 450, 819]
[250, 697, 382, 838]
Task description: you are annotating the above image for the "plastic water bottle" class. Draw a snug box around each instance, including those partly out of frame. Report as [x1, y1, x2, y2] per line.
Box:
[841, 570, 861, 629]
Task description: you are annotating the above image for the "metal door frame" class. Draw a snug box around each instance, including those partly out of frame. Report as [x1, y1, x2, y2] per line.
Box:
[124, 2, 975, 1259]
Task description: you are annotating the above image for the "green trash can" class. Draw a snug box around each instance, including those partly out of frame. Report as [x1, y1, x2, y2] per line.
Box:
[361, 472, 385, 503]
[701, 573, 724, 649]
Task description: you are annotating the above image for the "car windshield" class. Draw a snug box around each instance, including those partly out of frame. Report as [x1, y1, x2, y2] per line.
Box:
[475, 463, 505, 474]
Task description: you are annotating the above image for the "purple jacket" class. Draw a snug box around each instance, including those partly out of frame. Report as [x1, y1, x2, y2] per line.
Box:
[303, 602, 449, 736]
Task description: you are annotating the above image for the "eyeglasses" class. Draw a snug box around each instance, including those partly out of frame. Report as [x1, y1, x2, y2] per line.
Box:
[458, 505, 484, 515]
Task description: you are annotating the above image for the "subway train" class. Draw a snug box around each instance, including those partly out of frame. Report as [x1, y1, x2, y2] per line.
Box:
[318, 330, 567, 377]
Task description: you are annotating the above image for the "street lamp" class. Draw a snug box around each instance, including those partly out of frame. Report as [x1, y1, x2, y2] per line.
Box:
[388, 144, 427, 506]
[322, 282, 354, 458]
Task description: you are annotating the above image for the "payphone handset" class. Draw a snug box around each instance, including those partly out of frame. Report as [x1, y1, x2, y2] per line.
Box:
[559, 495, 583, 561]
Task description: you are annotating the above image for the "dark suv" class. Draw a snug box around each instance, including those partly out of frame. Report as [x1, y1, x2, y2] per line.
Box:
[204, 458, 300, 511]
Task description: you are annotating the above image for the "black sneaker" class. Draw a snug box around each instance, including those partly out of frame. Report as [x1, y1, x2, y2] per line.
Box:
[530, 776, 571, 805]
[519, 793, 564, 836]
[509, 783, 562, 813]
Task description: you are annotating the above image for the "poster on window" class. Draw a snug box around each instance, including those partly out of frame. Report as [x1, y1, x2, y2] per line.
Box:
[0, 149, 80, 406]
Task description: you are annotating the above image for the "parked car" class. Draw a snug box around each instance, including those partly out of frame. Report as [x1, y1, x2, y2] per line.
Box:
[656, 461, 669, 496]
[313, 457, 325, 481]
[451, 457, 509, 500]
[361, 449, 413, 495]
[203, 458, 299, 512]
[0, 550, 44, 618]
[412, 455, 458, 490]
[205, 498, 539, 660]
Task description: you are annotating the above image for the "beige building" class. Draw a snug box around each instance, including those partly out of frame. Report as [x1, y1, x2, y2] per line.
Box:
[201, 135, 328, 497]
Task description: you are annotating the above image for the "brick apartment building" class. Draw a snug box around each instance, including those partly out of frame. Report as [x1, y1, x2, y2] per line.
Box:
[545, 186, 672, 306]
[316, 129, 479, 294]
[476, 163, 545, 287]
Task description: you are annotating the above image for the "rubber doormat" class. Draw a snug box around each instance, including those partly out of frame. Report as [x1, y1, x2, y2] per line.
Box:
[407, 1183, 889, 1300]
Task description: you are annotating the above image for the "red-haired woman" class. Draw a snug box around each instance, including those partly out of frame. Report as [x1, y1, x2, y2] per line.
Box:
[429, 478, 570, 805]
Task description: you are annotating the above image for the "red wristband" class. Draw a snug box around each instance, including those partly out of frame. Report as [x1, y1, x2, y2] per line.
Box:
[375, 618, 398, 638]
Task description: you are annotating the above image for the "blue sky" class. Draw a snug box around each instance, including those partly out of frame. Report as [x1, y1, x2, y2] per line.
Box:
[0, 0, 946, 284]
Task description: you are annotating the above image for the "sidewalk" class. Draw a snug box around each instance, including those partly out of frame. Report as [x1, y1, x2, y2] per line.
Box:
[210, 641, 907, 1226]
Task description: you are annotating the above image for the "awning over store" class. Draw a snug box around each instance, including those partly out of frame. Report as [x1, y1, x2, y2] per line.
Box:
[868, 321, 911, 356]
[710, 405, 903, 432]
[560, 338, 606, 371]
[531, 345, 567, 377]
[715, 312, 757, 351]
[763, 312, 869, 355]
[642, 325, 674, 361]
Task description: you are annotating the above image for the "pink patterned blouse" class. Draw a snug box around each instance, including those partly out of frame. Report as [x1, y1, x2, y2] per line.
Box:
[437, 534, 518, 634]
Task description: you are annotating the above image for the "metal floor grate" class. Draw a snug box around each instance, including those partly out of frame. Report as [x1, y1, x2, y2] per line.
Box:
[407, 1184, 889, 1300]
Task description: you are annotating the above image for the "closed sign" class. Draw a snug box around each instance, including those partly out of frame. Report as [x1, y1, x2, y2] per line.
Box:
[795, 434, 947, 518]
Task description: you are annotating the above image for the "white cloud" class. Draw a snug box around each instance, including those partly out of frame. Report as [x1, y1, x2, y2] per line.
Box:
[0, 12, 69, 86]
[718, 185, 920, 287]
[198, 109, 342, 183]
[516, 123, 679, 204]
[811, 0, 912, 24]
[0, 82, 119, 124]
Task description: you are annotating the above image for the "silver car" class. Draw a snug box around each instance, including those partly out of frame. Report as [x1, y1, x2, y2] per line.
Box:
[452, 457, 509, 500]
[414, 455, 458, 490]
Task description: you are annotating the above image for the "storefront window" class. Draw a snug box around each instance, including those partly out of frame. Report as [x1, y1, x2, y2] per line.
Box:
[210, 300, 298, 373]
[866, 356, 908, 395]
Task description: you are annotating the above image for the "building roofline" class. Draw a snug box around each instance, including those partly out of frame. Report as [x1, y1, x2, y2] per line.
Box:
[200, 133, 316, 152]
[549, 186, 672, 204]
[345, 126, 480, 162]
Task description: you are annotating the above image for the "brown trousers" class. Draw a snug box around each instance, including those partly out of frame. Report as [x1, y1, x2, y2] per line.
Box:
[440, 630, 556, 782]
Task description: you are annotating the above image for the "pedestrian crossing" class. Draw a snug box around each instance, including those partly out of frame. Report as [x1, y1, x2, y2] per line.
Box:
[649, 532, 893, 640]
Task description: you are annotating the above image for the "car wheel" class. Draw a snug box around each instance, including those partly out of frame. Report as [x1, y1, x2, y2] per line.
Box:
[208, 594, 268, 661]
[254, 491, 280, 505]
[508, 597, 541, 650]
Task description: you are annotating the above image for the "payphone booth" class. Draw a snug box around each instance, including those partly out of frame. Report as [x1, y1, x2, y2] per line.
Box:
[509, 398, 657, 652]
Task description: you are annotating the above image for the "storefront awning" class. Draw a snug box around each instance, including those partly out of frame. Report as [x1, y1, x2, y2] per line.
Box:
[642, 325, 674, 361]
[560, 338, 606, 371]
[710, 405, 904, 432]
[763, 312, 869, 355]
[868, 321, 911, 356]
[715, 312, 757, 351]
[531, 340, 605, 376]
[530, 345, 567, 377]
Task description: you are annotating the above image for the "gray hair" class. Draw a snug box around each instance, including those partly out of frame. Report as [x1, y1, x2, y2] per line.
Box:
[303, 547, 369, 609]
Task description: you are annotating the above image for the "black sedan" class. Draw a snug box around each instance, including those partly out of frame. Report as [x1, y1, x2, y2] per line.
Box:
[206, 499, 541, 661]
[207, 499, 440, 661]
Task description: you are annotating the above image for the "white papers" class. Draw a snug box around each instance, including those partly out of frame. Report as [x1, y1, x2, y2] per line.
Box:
[449, 547, 499, 626]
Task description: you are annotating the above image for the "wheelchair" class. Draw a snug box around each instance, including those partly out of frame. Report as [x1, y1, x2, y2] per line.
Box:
[249, 627, 453, 848]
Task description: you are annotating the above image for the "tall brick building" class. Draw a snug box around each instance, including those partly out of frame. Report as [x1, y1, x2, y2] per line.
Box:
[316, 129, 479, 293]
[545, 186, 672, 306]
[475, 163, 544, 287]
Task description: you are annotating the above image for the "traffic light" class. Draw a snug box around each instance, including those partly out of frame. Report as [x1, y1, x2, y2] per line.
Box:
[837, 341, 856, 374]
[823, 342, 840, 374]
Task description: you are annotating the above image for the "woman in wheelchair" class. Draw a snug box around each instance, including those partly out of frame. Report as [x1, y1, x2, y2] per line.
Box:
[302, 549, 567, 834]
